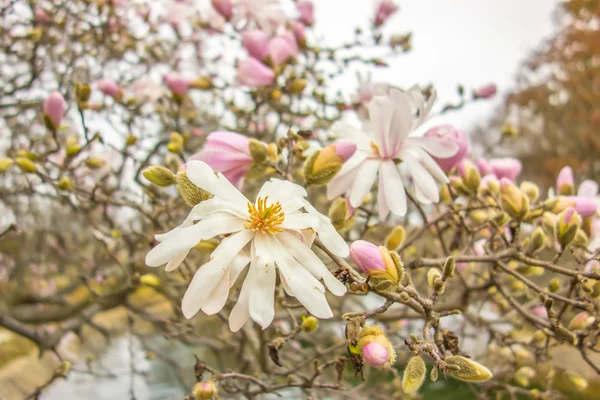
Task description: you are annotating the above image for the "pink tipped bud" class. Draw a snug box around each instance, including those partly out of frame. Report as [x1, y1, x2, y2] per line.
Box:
[375, 0, 399, 26]
[333, 140, 357, 161]
[268, 35, 297, 66]
[564, 206, 575, 225]
[43, 91, 66, 129]
[556, 166, 574, 195]
[568, 312, 593, 330]
[530, 306, 548, 319]
[243, 30, 270, 60]
[566, 196, 597, 218]
[489, 157, 522, 182]
[473, 83, 497, 99]
[237, 58, 275, 88]
[477, 158, 492, 176]
[350, 240, 387, 273]
[296, 1, 314, 26]
[163, 73, 189, 95]
[34, 8, 51, 24]
[293, 22, 306, 47]
[97, 78, 122, 99]
[423, 125, 470, 172]
[362, 342, 389, 366]
[499, 177, 513, 189]
[211, 0, 233, 20]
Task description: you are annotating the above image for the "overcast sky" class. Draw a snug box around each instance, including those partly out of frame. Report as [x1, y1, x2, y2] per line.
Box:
[313, 0, 560, 131]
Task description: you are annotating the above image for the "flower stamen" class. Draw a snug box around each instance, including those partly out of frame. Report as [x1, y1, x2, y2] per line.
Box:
[245, 196, 285, 234]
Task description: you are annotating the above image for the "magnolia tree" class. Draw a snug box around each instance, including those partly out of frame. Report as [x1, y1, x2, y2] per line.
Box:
[0, 0, 599, 399]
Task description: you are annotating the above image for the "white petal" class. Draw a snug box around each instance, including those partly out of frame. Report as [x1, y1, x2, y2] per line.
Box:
[146, 213, 246, 267]
[229, 278, 251, 332]
[165, 249, 189, 272]
[327, 163, 361, 199]
[367, 97, 393, 155]
[404, 152, 439, 203]
[278, 232, 346, 296]
[404, 137, 458, 158]
[301, 200, 349, 258]
[349, 160, 380, 207]
[185, 160, 249, 206]
[257, 179, 307, 203]
[248, 234, 276, 329]
[281, 213, 320, 231]
[330, 121, 371, 148]
[377, 176, 390, 219]
[380, 161, 407, 216]
[181, 230, 254, 319]
[579, 180, 599, 198]
[408, 147, 449, 183]
[201, 253, 250, 315]
[266, 235, 333, 319]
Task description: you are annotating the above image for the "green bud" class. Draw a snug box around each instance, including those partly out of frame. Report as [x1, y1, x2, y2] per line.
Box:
[554, 325, 576, 344]
[427, 268, 442, 289]
[402, 356, 426, 394]
[0, 158, 14, 172]
[555, 207, 581, 249]
[143, 166, 176, 187]
[75, 82, 91, 102]
[15, 157, 37, 173]
[58, 176, 73, 191]
[443, 256, 456, 279]
[301, 315, 319, 333]
[526, 227, 546, 255]
[520, 181, 539, 203]
[564, 372, 588, 392]
[84, 157, 105, 169]
[385, 226, 405, 251]
[430, 366, 439, 382]
[390, 251, 405, 284]
[444, 356, 493, 382]
[542, 212, 557, 237]
[399, 292, 410, 303]
[548, 278, 560, 293]
[500, 180, 529, 221]
[329, 197, 349, 227]
[249, 139, 268, 164]
[303, 147, 343, 187]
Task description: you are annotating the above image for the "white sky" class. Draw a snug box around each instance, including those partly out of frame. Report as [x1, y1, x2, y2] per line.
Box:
[313, 0, 560, 131]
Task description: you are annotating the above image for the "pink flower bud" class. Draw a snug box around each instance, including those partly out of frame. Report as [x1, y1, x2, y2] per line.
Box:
[97, 78, 122, 99]
[268, 34, 297, 66]
[556, 166, 574, 195]
[473, 239, 486, 256]
[563, 206, 575, 225]
[578, 180, 598, 198]
[477, 158, 492, 176]
[530, 306, 547, 319]
[34, 8, 51, 24]
[296, 1, 314, 26]
[350, 240, 387, 273]
[488, 157, 522, 182]
[43, 91, 66, 128]
[375, 0, 398, 26]
[362, 342, 389, 367]
[211, 0, 233, 20]
[163, 73, 189, 95]
[243, 30, 270, 60]
[333, 140, 357, 161]
[565, 196, 597, 218]
[293, 22, 306, 47]
[424, 125, 470, 172]
[237, 58, 275, 87]
[473, 83, 497, 99]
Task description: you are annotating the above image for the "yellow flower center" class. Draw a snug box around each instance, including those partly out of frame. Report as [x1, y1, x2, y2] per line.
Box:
[245, 196, 285, 235]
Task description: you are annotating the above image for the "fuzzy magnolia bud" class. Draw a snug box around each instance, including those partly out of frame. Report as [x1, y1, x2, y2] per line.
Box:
[500, 178, 529, 220]
[143, 166, 176, 187]
[249, 139, 268, 164]
[542, 212, 557, 237]
[358, 325, 396, 367]
[301, 315, 319, 332]
[58, 176, 73, 191]
[350, 240, 402, 285]
[568, 312, 594, 330]
[444, 356, 493, 382]
[556, 166, 574, 196]
[176, 167, 213, 206]
[385, 225, 405, 251]
[303, 141, 356, 186]
[190, 77, 214, 90]
[555, 207, 581, 248]
[15, 157, 37, 173]
[515, 366, 535, 387]
[0, 158, 14, 172]
[526, 227, 546, 255]
[75, 82, 92, 103]
[443, 256, 456, 278]
[427, 268, 443, 289]
[85, 157, 106, 169]
[329, 197, 350, 227]
[289, 78, 308, 94]
[402, 356, 427, 394]
[192, 381, 218, 400]
[564, 372, 588, 392]
[140, 273, 161, 288]
[459, 160, 481, 193]
[520, 181, 539, 203]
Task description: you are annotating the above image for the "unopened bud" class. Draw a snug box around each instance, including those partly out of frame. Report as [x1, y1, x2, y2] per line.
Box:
[176, 168, 213, 206]
[58, 176, 73, 191]
[329, 197, 350, 227]
[556, 207, 581, 248]
[568, 312, 594, 330]
[542, 212, 557, 237]
[450, 176, 470, 196]
[15, 157, 37, 173]
[0, 158, 14, 172]
[554, 325, 576, 344]
[143, 166, 176, 187]
[140, 273, 161, 287]
[427, 268, 442, 289]
[56, 360, 71, 377]
[430, 366, 439, 382]
[358, 325, 396, 367]
[289, 78, 308, 94]
[126, 135, 138, 146]
[190, 77, 213, 90]
[459, 160, 481, 193]
[75, 82, 92, 103]
[527, 227, 546, 255]
[303, 141, 356, 186]
[556, 166, 574, 196]
[548, 278, 560, 293]
[500, 178, 529, 220]
[84, 157, 105, 169]
[192, 381, 218, 400]
[385, 226, 405, 251]
[443, 257, 456, 278]
[249, 139, 268, 164]
[399, 292, 410, 303]
[444, 356, 493, 382]
[520, 181, 539, 203]
[402, 356, 426, 394]
[301, 315, 319, 332]
[439, 184, 451, 203]
[564, 372, 588, 392]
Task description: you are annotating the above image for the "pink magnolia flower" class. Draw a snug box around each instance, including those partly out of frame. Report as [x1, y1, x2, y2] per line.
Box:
[164, 73, 190, 95]
[34, 8, 51, 24]
[565, 196, 597, 218]
[237, 58, 275, 87]
[578, 180, 598, 198]
[97, 78, 122, 99]
[488, 157, 522, 182]
[211, 0, 233, 20]
[43, 91, 66, 128]
[375, 0, 398, 26]
[423, 125, 470, 172]
[530, 305, 548, 319]
[242, 30, 270, 60]
[477, 158, 492, 176]
[190, 131, 262, 189]
[268, 33, 298, 66]
[473, 83, 497, 99]
[362, 341, 389, 366]
[556, 166, 574, 195]
[293, 22, 306, 47]
[296, 1, 314, 26]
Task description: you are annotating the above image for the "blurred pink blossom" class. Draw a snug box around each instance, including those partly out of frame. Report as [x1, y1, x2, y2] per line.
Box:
[556, 166, 574, 195]
[43, 91, 66, 128]
[423, 125, 470, 172]
[296, 1, 314, 26]
[211, 0, 233, 20]
[375, 0, 398, 26]
[293, 22, 306, 47]
[34, 8, 51, 24]
[164, 73, 190, 95]
[243, 30, 270, 60]
[473, 83, 497, 99]
[268, 35, 297, 66]
[97, 78, 122, 99]
[488, 157, 522, 182]
[237, 58, 275, 87]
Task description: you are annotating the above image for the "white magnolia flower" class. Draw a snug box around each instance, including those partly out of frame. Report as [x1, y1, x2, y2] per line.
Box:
[146, 161, 348, 331]
[327, 86, 458, 218]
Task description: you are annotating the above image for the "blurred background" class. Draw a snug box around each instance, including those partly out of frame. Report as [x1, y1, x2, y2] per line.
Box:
[1, 0, 599, 399]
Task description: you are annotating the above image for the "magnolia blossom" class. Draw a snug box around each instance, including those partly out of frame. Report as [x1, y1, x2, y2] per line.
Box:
[268, 32, 298, 66]
[211, 0, 233, 20]
[97, 78, 122, 99]
[164, 73, 189, 95]
[242, 30, 270, 60]
[43, 91, 66, 128]
[145, 161, 349, 331]
[292, 22, 306, 47]
[237, 57, 275, 87]
[296, 1, 314, 26]
[486, 157, 522, 182]
[327, 87, 458, 217]
[190, 131, 258, 189]
[375, 0, 398, 26]
[473, 83, 497, 99]
[423, 125, 470, 172]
